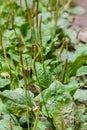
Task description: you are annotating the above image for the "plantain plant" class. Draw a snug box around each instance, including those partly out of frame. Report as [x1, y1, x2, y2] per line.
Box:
[0, 0, 87, 130]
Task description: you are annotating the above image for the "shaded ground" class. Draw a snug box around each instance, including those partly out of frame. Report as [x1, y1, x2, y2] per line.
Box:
[76, 0, 87, 30]
[77, 0, 87, 107]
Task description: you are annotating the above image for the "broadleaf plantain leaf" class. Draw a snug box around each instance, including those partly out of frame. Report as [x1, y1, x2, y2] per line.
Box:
[0, 88, 34, 117]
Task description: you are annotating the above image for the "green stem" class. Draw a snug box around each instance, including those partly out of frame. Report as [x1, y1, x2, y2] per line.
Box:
[54, 0, 59, 34]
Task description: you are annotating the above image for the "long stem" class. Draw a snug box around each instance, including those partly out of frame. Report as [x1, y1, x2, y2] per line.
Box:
[54, 0, 59, 34]
[33, 44, 50, 120]
[64, 0, 73, 9]
[25, 0, 32, 27]
[61, 58, 68, 83]
[32, 17, 51, 121]
[61, 41, 68, 83]
[0, 28, 11, 80]
[59, 41, 66, 57]
[9, 118, 13, 130]
[0, 28, 3, 49]
[32, 99, 40, 130]
[36, 0, 39, 29]
[20, 51, 30, 130]
[39, 16, 44, 64]
[49, 0, 52, 20]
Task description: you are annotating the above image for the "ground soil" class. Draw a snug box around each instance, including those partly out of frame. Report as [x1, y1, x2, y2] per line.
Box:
[76, 0, 87, 30]
[77, 0, 87, 106]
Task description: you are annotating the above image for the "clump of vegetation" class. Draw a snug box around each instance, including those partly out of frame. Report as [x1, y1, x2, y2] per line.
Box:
[0, 0, 87, 130]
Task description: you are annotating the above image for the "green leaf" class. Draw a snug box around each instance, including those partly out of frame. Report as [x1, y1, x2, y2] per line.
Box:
[38, 12, 51, 22]
[64, 28, 77, 44]
[42, 23, 54, 46]
[41, 80, 79, 129]
[14, 16, 25, 27]
[35, 62, 53, 88]
[77, 66, 87, 76]
[58, 17, 70, 28]
[8, 51, 20, 62]
[79, 122, 87, 130]
[66, 45, 87, 81]
[67, 55, 87, 77]
[36, 121, 52, 130]
[4, 30, 15, 40]
[0, 78, 10, 89]
[0, 88, 34, 117]
[0, 114, 22, 130]
[79, 123, 87, 130]
[74, 89, 87, 102]
[65, 80, 81, 96]
[68, 6, 85, 15]
[43, 80, 65, 102]
[52, 101, 77, 130]
[0, 100, 8, 114]
[42, 80, 72, 116]
[19, 113, 35, 128]
[76, 45, 87, 57]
